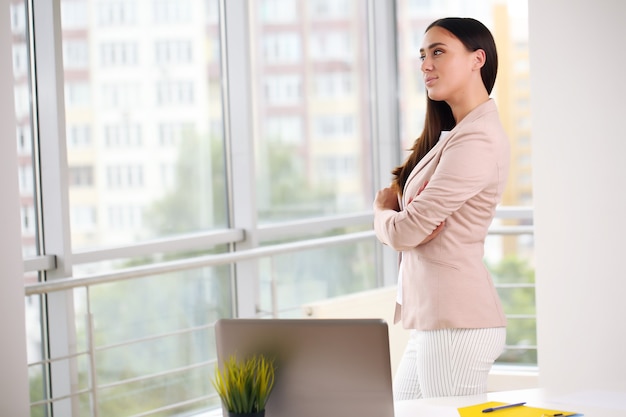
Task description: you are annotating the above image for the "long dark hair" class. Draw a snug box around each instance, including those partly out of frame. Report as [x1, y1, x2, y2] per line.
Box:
[391, 17, 498, 195]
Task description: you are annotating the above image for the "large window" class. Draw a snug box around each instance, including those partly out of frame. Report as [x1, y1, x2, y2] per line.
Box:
[15, 1, 533, 415]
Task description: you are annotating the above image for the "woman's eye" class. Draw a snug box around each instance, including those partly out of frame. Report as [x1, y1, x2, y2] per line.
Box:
[434, 49, 443, 56]
[419, 55, 426, 62]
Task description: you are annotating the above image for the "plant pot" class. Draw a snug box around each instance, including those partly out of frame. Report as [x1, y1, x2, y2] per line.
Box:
[227, 411, 265, 417]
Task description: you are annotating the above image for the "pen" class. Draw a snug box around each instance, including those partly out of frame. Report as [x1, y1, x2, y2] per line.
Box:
[482, 402, 527, 413]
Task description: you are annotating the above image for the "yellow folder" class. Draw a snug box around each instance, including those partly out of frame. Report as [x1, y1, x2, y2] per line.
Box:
[458, 401, 581, 417]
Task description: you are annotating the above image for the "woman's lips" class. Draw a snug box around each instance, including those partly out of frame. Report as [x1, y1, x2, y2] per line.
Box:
[424, 76, 437, 86]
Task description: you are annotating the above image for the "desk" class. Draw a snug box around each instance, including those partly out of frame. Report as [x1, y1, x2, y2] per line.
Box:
[395, 388, 626, 417]
[202, 388, 626, 417]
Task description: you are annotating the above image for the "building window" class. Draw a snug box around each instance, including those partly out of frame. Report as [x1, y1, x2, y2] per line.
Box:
[61, 0, 88, 29]
[156, 80, 195, 106]
[264, 75, 302, 105]
[153, 0, 192, 24]
[155, 40, 193, 65]
[314, 115, 354, 138]
[99, 42, 139, 67]
[313, 72, 353, 98]
[67, 124, 92, 149]
[259, 0, 298, 23]
[69, 166, 94, 187]
[262, 33, 301, 65]
[104, 124, 143, 147]
[101, 83, 140, 109]
[63, 40, 89, 70]
[12, 43, 28, 77]
[308, 0, 350, 20]
[65, 82, 92, 108]
[106, 165, 144, 188]
[309, 31, 352, 61]
[97, 0, 137, 26]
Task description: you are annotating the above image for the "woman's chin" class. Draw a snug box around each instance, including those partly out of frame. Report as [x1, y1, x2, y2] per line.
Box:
[427, 90, 445, 102]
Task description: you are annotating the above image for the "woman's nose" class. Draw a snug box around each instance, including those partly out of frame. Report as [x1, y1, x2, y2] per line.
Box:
[421, 57, 432, 72]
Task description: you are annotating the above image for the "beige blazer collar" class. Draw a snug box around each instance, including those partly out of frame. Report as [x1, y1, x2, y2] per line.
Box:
[404, 99, 496, 191]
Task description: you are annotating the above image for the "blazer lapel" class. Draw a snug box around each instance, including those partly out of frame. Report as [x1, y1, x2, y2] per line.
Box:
[403, 131, 453, 193]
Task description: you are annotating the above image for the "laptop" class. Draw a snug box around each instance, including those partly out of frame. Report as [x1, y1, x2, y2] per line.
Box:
[214, 318, 395, 417]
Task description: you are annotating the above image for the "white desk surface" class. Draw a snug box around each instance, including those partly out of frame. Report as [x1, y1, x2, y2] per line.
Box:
[395, 388, 626, 417]
[203, 388, 626, 417]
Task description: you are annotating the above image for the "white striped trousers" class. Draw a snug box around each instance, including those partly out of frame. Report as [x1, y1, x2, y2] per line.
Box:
[393, 327, 506, 400]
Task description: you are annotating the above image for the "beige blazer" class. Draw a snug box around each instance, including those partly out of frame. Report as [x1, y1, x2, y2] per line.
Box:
[374, 99, 510, 330]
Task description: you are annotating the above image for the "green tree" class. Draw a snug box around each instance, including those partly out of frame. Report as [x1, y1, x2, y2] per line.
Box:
[145, 133, 227, 235]
[488, 255, 537, 364]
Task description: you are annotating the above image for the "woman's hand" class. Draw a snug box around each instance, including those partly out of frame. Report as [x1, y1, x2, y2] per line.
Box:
[374, 186, 400, 211]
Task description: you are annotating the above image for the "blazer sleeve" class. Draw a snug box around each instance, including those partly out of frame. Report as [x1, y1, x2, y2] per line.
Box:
[374, 123, 501, 250]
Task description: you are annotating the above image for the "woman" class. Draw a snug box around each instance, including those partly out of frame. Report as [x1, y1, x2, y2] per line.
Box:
[373, 17, 510, 400]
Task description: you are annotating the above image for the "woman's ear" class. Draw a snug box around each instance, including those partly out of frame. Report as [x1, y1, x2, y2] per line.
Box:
[473, 49, 486, 69]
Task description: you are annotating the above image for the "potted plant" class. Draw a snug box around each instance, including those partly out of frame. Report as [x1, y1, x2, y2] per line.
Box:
[212, 354, 276, 417]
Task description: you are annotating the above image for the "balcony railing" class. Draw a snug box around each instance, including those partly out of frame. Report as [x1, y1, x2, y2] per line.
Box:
[23, 207, 533, 416]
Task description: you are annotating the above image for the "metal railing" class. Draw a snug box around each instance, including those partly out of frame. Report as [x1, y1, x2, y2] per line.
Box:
[23, 207, 534, 416]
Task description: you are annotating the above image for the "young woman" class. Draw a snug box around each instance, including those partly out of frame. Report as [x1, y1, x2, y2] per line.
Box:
[373, 17, 510, 399]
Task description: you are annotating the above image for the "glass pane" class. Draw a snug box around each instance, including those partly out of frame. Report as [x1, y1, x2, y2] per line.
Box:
[61, 0, 227, 251]
[396, 1, 534, 365]
[82, 266, 231, 415]
[249, 0, 373, 223]
[259, 238, 378, 317]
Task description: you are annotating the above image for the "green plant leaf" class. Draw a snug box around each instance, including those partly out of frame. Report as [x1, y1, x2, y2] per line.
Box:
[211, 354, 276, 413]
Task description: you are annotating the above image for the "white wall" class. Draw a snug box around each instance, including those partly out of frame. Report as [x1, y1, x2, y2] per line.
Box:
[530, 0, 626, 393]
[0, 0, 31, 414]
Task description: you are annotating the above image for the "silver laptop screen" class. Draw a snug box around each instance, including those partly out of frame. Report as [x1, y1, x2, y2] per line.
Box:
[214, 318, 395, 417]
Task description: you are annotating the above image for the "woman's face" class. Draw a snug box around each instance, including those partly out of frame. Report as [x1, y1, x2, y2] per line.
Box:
[420, 26, 480, 103]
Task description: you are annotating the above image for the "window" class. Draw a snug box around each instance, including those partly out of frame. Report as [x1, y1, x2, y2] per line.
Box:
[309, 31, 352, 61]
[69, 165, 94, 187]
[18, 164, 34, 193]
[308, 0, 350, 20]
[262, 33, 301, 64]
[67, 124, 92, 148]
[104, 124, 143, 147]
[97, 0, 137, 26]
[158, 122, 194, 146]
[314, 115, 354, 138]
[61, 0, 88, 29]
[65, 81, 91, 108]
[259, 0, 298, 23]
[313, 72, 353, 98]
[16, 124, 32, 154]
[156, 80, 195, 105]
[99, 42, 138, 67]
[15, 1, 534, 415]
[12, 42, 28, 76]
[153, 0, 192, 24]
[155, 40, 193, 65]
[264, 75, 302, 105]
[10, 2, 27, 33]
[63, 39, 89, 69]
[106, 164, 144, 188]
[100, 83, 139, 108]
